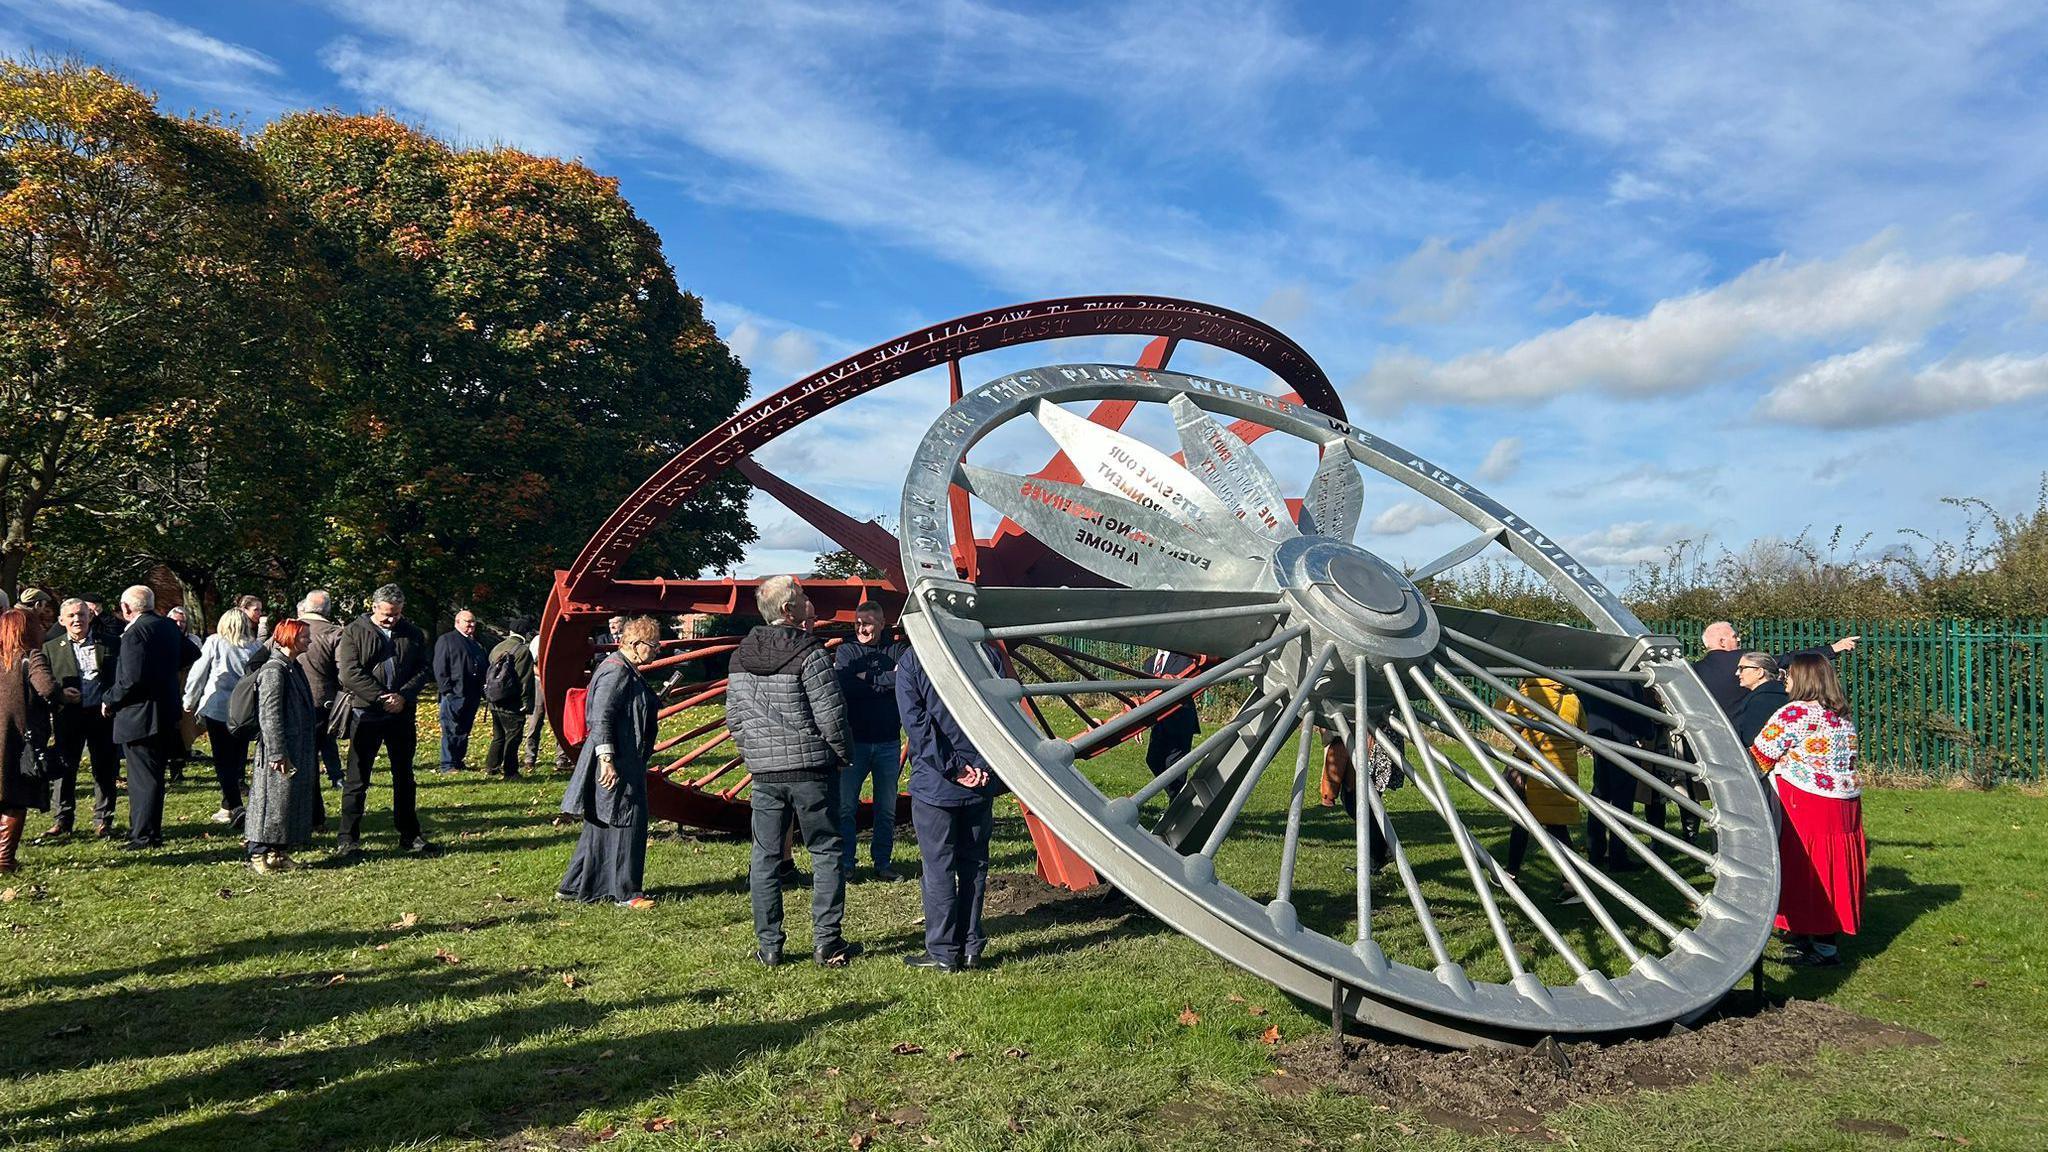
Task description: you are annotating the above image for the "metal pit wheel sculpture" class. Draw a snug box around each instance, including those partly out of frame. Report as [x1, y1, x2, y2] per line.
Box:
[896, 365, 1778, 1048]
[536, 297, 1345, 862]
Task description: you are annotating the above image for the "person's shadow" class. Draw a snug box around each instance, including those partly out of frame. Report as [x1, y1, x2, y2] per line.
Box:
[1767, 862, 1959, 994]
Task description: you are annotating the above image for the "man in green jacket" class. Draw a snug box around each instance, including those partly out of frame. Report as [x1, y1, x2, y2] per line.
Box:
[482, 617, 537, 779]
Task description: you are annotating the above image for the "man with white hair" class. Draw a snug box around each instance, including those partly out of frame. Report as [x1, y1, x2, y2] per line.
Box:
[726, 575, 859, 968]
[1691, 620, 1858, 717]
[100, 585, 198, 849]
[40, 598, 121, 840]
[432, 609, 488, 774]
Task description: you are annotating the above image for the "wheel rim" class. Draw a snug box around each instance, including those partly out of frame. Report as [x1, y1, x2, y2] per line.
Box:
[898, 364, 1778, 1047]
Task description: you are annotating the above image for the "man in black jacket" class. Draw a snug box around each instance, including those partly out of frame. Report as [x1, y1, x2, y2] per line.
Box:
[433, 609, 487, 774]
[101, 585, 199, 850]
[334, 584, 435, 857]
[482, 617, 536, 779]
[726, 576, 858, 968]
[832, 601, 907, 881]
[40, 598, 121, 840]
[1692, 621, 1857, 717]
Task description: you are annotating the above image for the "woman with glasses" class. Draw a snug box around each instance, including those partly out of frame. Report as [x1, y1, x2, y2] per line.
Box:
[1750, 653, 1865, 967]
[557, 615, 663, 908]
[1731, 653, 1789, 749]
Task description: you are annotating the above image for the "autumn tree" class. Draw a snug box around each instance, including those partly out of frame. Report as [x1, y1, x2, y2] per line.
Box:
[255, 113, 752, 624]
[0, 58, 325, 601]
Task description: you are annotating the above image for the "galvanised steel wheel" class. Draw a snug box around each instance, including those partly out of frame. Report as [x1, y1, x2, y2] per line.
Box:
[897, 364, 1778, 1049]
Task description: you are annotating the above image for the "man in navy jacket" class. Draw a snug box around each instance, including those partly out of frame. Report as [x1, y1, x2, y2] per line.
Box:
[433, 609, 488, 774]
[896, 641, 1007, 972]
[102, 585, 199, 850]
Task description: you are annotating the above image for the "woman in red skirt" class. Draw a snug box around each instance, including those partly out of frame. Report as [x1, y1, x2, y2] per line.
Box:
[1750, 653, 1865, 967]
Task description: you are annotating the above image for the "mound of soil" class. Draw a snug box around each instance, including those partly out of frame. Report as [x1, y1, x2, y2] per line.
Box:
[981, 872, 1122, 919]
[1274, 999, 1936, 1139]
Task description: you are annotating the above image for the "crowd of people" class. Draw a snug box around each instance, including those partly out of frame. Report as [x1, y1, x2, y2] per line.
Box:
[555, 575, 1002, 972]
[0, 574, 1869, 975]
[0, 582, 552, 873]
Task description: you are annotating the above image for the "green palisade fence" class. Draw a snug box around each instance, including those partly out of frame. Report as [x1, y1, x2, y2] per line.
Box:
[1066, 619, 2047, 785]
[1651, 619, 2046, 785]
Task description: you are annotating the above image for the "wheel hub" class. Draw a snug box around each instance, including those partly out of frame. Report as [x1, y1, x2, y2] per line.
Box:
[1276, 536, 1439, 678]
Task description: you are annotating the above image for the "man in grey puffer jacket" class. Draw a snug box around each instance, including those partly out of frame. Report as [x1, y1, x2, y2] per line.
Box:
[728, 575, 861, 967]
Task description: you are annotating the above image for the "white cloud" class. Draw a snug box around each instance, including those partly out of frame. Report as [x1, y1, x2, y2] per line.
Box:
[1474, 436, 1521, 483]
[1358, 237, 2026, 409]
[1369, 501, 1457, 536]
[1759, 343, 2048, 428]
[1563, 520, 1694, 568]
[1550, 461, 1722, 502]
[1, 0, 283, 100]
[1376, 214, 1543, 326]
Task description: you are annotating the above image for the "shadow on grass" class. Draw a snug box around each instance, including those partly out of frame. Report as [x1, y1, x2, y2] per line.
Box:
[1768, 864, 1959, 995]
[11, 991, 875, 1151]
[2, 911, 555, 997]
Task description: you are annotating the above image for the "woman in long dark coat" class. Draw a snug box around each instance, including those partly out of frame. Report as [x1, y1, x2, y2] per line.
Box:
[1, 608, 60, 872]
[246, 619, 322, 873]
[558, 615, 661, 908]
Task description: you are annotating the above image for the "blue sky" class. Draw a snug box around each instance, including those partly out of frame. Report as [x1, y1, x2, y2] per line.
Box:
[6, 0, 2046, 583]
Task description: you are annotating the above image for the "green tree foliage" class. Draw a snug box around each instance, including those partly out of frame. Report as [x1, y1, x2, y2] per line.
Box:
[0, 58, 324, 601]
[255, 112, 753, 621]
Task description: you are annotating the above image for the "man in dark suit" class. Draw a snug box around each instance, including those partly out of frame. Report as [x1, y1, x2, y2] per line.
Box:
[432, 609, 487, 774]
[1691, 620, 1858, 717]
[334, 584, 435, 857]
[1143, 650, 1201, 799]
[40, 598, 122, 840]
[101, 585, 199, 850]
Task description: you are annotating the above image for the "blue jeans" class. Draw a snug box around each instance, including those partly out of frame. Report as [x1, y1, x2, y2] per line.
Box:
[839, 742, 902, 872]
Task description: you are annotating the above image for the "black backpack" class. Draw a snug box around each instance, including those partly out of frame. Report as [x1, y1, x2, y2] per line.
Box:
[483, 649, 522, 709]
[225, 647, 274, 738]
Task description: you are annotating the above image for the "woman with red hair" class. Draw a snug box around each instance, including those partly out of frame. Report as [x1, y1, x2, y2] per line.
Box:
[1, 607, 60, 871]
[244, 617, 321, 872]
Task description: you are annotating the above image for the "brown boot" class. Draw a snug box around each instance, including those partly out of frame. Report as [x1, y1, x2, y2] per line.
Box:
[0, 809, 25, 873]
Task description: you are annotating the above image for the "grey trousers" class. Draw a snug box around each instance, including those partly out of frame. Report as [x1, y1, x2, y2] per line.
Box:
[748, 775, 846, 953]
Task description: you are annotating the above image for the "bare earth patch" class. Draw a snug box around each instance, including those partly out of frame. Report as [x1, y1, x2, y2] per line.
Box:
[1272, 999, 1938, 1139]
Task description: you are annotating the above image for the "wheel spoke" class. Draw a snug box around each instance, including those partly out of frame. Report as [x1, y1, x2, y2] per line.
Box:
[1442, 647, 1714, 825]
[1070, 624, 1308, 756]
[976, 590, 1289, 658]
[1274, 712, 1316, 907]
[1408, 526, 1506, 583]
[1130, 689, 1287, 805]
[1384, 662, 1527, 981]
[1443, 626, 1680, 730]
[1406, 666, 1641, 965]
[1199, 643, 1335, 859]
[1351, 657, 1372, 942]
[1007, 649, 1104, 733]
[1328, 710, 1451, 970]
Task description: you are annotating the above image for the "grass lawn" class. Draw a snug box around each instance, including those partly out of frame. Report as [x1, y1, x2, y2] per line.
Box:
[3, 712, 2044, 1151]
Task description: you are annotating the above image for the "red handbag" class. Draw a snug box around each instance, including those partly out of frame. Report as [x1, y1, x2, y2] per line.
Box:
[562, 686, 589, 747]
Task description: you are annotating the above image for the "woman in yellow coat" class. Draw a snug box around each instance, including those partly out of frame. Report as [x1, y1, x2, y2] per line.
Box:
[1500, 677, 1583, 900]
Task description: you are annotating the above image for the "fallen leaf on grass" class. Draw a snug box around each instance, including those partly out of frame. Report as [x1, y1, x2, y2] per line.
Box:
[1003, 1047, 1029, 1059]
[849, 1131, 873, 1150]
[946, 1049, 970, 1062]
[434, 948, 462, 965]
[1247, 1005, 1268, 1017]
[642, 1117, 675, 1132]
[1258, 1024, 1282, 1046]
[825, 1066, 842, 1077]
[1971, 979, 1988, 988]
[1005, 1117, 1024, 1134]
[323, 974, 347, 987]
[391, 912, 418, 929]
[562, 973, 583, 989]
[889, 1042, 925, 1056]
[216, 888, 234, 900]
[1178, 1007, 1200, 1027]
[595, 1124, 619, 1142]
[0, 888, 14, 903]
[1226, 993, 1245, 1003]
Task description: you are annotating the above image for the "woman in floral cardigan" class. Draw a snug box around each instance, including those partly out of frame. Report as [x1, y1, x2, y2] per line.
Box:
[1751, 653, 1865, 967]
